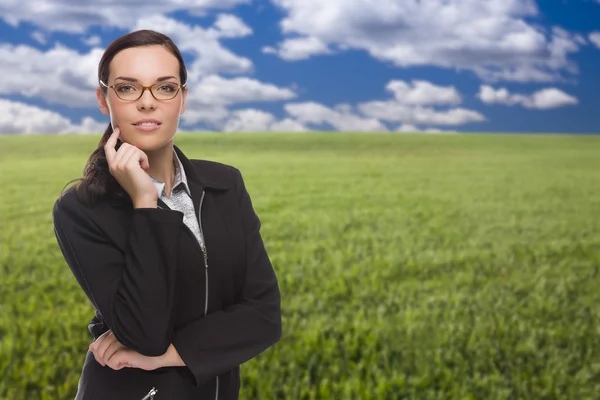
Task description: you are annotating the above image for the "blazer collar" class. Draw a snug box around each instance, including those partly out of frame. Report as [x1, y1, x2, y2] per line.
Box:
[172, 144, 230, 191]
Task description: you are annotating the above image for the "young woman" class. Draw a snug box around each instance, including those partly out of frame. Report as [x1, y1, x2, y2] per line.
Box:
[52, 29, 281, 400]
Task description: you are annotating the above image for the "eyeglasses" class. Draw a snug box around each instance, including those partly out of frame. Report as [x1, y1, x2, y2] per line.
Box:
[99, 79, 186, 101]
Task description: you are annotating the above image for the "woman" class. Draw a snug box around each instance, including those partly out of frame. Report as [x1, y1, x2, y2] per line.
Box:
[52, 29, 281, 400]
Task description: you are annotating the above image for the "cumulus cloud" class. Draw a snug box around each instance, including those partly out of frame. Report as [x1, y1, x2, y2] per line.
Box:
[0, 0, 250, 34]
[396, 124, 457, 134]
[262, 36, 332, 60]
[133, 14, 254, 77]
[222, 109, 309, 132]
[212, 13, 253, 38]
[385, 80, 462, 106]
[0, 98, 105, 134]
[268, 0, 584, 82]
[31, 31, 47, 45]
[82, 35, 102, 47]
[284, 102, 388, 132]
[243, 79, 485, 132]
[181, 75, 297, 126]
[359, 102, 485, 125]
[478, 85, 578, 109]
[589, 32, 600, 48]
[357, 79, 486, 126]
[0, 43, 104, 108]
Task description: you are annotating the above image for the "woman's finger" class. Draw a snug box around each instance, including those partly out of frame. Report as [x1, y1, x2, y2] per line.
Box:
[139, 150, 150, 171]
[107, 348, 131, 370]
[89, 329, 111, 352]
[112, 143, 134, 169]
[95, 331, 117, 365]
[119, 145, 142, 171]
[103, 340, 125, 365]
[123, 146, 149, 173]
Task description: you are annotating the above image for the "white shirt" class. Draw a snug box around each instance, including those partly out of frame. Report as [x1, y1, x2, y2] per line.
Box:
[149, 149, 204, 248]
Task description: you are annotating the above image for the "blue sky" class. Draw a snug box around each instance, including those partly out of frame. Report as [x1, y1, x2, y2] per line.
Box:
[0, 0, 599, 134]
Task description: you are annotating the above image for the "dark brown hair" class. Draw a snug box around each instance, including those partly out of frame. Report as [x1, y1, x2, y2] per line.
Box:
[59, 29, 188, 207]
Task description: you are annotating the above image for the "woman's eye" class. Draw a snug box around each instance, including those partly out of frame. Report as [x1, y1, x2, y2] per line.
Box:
[116, 85, 135, 92]
[157, 84, 177, 92]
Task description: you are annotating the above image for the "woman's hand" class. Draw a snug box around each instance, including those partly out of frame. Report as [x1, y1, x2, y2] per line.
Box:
[102, 347, 163, 371]
[89, 329, 125, 367]
[89, 329, 163, 371]
[104, 127, 158, 207]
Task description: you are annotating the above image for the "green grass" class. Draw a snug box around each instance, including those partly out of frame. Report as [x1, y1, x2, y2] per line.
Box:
[1, 132, 600, 399]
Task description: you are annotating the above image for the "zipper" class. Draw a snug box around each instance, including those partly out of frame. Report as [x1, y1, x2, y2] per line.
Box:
[197, 191, 209, 316]
[141, 387, 158, 400]
[197, 191, 220, 400]
[159, 193, 219, 400]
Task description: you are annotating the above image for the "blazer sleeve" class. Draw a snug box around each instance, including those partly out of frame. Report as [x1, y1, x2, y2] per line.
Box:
[171, 168, 282, 386]
[52, 196, 184, 356]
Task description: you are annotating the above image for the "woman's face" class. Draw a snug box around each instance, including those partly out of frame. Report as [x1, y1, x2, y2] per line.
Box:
[96, 45, 187, 151]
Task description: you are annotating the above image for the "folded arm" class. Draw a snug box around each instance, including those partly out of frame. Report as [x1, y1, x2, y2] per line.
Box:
[52, 196, 184, 356]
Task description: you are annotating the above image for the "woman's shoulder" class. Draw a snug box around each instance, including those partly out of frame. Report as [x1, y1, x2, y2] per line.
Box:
[53, 185, 81, 216]
[188, 158, 245, 190]
[52, 183, 112, 226]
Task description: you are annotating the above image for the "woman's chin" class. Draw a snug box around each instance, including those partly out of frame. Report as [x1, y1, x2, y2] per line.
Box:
[121, 130, 173, 152]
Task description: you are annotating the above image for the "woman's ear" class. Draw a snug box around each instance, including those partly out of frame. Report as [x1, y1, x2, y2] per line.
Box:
[96, 86, 110, 116]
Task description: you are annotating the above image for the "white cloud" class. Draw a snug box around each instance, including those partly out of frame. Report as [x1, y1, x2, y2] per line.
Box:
[268, 0, 584, 82]
[189, 75, 296, 106]
[31, 31, 47, 45]
[0, 98, 105, 134]
[82, 35, 102, 47]
[0, 43, 104, 108]
[385, 80, 462, 106]
[590, 32, 600, 48]
[396, 124, 457, 134]
[0, 0, 250, 34]
[359, 102, 485, 125]
[222, 109, 310, 132]
[284, 102, 388, 132]
[266, 36, 332, 61]
[478, 85, 578, 109]
[268, 79, 483, 132]
[181, 75, 297, 126]
[134, 14, 253, 77]
[212, 13, 253, 38]
[357, 79, 485, 126]
[261, 46, 277, 55]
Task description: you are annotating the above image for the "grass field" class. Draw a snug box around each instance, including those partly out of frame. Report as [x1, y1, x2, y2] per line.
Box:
[1, 132, 600, 399]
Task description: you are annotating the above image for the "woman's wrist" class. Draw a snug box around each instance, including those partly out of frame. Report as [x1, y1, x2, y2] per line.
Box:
[160, 344, 185, 367]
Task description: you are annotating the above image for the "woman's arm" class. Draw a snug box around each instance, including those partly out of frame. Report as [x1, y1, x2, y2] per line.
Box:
[160, 344, 185, 367]
[52, 195, 184, 357]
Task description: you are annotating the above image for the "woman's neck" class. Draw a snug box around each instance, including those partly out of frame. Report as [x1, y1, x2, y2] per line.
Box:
[145, 144, 176, 198]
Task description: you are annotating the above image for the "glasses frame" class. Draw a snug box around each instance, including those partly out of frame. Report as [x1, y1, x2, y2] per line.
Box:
[99, 79, 187, 101]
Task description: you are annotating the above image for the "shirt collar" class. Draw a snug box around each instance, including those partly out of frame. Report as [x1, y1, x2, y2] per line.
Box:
[150, 149, 192, 198]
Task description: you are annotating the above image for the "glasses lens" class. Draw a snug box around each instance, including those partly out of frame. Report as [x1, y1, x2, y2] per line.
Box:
[114, 83, 141, 100]
[152, 82, 180, 100]
[113, 82, 180, 100]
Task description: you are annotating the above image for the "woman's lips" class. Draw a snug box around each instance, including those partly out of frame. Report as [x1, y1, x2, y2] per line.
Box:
[132, 122, 161, 132]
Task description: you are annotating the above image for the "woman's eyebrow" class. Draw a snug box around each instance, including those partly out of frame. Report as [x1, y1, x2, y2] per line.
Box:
[114, 76, 177, 82]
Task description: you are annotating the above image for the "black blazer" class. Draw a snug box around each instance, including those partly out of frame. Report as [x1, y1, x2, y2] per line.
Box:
[52, 145, 282, 400]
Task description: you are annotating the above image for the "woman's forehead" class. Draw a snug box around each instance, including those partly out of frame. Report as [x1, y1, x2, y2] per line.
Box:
[109, 45, 179, 80]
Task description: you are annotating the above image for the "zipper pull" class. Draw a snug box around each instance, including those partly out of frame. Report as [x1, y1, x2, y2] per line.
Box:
[141, 387, 158, 400]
